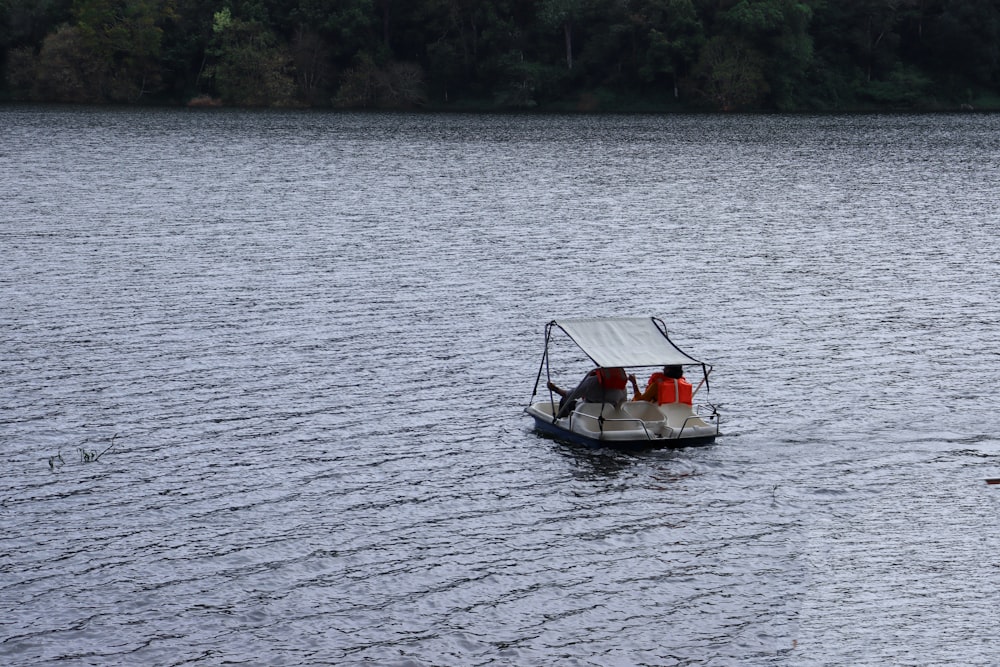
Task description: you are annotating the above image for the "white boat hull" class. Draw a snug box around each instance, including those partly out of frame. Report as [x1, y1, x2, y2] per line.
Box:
[526, 399, 718, 450]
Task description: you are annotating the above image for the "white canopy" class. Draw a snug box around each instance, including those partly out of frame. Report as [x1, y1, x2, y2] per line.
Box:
[551, 317, 702, 368]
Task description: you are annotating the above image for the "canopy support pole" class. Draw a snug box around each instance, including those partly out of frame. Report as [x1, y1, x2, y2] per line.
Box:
[529, 321, 559, 419]
[693, 363, 712, 396]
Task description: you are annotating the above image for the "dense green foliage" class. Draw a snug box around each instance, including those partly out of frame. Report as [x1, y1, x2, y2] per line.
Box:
[2, 0, 998, 110]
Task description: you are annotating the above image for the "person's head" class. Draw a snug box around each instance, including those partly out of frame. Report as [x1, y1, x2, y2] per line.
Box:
[663, 365, 684, 379]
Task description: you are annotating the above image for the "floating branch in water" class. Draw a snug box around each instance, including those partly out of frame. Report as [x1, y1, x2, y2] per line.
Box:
[48, 452, 65, 470]
[50, 433, 119, 468]
[78, 433, 120, 464]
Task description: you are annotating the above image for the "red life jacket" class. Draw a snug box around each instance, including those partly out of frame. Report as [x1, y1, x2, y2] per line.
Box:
[649, 373, 693, 405]
[596, 367, 627, 391]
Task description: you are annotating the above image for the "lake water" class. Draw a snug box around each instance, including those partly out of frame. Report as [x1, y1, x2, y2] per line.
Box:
[2, 106, 1000, 666]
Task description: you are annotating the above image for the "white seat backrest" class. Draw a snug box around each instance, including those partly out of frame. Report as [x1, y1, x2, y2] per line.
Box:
[659, 402, 707, 428]
[623, 401, 665, 422]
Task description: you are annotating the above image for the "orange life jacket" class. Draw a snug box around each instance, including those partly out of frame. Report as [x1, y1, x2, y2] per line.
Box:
[596, 367, 627, 391]
[648, 373, 693, 405]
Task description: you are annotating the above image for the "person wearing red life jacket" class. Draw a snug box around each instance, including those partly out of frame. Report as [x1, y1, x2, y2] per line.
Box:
[548, 366, 628, 418]
[628, 365, 693, 406]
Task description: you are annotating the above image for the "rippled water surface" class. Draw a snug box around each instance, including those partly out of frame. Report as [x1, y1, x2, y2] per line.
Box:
[3, 107, 1000, 666]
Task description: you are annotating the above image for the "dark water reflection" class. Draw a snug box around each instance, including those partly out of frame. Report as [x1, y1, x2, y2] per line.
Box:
[2, 107, 1000, 665]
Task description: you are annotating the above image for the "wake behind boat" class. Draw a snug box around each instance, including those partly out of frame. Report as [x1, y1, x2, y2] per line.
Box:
[525, 317, 719, 451]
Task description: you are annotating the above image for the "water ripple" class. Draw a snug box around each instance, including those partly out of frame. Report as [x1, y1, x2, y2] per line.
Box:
[3, 109, 1000, 665]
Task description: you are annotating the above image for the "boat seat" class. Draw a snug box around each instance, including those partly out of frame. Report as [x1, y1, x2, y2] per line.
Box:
[572, 402, 619, 426]
[622, 401, 666, 422]
[529, 400, 558, 419]
[658, 402, 716, 436]
[571, 402, 638, 432]
[569, 401, 669, 439]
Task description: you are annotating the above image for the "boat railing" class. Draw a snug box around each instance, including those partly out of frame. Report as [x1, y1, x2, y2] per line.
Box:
[676, 406, 720, 439]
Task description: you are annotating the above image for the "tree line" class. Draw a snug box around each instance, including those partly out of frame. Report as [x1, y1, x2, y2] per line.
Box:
[2, 0, 998, 112]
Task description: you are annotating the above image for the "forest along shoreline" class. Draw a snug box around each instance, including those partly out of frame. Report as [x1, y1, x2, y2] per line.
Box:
[2, 1, 998, 113]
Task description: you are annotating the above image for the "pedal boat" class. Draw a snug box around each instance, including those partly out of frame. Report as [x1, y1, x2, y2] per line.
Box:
[525, 317, 719, 451]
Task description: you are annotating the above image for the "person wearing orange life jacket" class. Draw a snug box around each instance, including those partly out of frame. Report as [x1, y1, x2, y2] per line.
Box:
[629, 365, 693, 405]
[549, 366, 628, 419]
